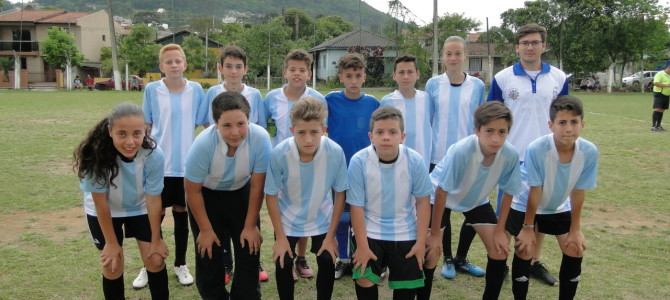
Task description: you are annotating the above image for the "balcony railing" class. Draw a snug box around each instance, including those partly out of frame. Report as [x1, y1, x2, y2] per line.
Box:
[0, 41, 39, 52]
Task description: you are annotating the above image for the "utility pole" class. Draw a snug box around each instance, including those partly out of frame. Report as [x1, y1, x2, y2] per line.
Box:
[106, 0, 121, 90]
[432, 0, 438, 75]
[487, 17, 492, 85]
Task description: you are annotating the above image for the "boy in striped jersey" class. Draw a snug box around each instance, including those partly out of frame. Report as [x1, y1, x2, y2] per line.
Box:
[501, 95, 598, 300]
[348, 107, 432, 300]
[425, 36, 486, 280]
[265, 97, 348, 300]
[265, 49, 325, 279]
[184, 91, 272, 299]
[137, 43, 209, 288]
[380, 55, 432, 169]
[425, 102, 522, 300]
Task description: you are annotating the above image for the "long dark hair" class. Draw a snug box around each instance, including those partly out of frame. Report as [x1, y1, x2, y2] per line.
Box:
[73, 103, 155, 187]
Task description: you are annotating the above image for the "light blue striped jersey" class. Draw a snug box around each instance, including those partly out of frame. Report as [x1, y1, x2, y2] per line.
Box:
[184, 123, 271, 191]
[426, 73, 485, 164]
[430, 135, 522, 212]
[81, 147, 164, 218]
[206, 83, 266, 127]
[380, 89, 432, 169]
[143, 79, 209, 177]
[512, 134, 599, 214]
[487, 62, 569, 161]
[263, 86, 326, 146]
[265, 136, 349, 237]
[347, 145, 433, 241]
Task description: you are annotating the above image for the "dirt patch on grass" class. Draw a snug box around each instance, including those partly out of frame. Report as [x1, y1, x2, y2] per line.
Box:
[0, 207, 177, 245]
[585, 204, 668, 237]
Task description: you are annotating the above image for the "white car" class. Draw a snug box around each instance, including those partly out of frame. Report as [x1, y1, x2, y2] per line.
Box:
[622, 71, 657, 91]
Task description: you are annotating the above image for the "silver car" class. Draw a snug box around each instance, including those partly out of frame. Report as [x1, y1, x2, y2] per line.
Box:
[622, 71, 658, 91]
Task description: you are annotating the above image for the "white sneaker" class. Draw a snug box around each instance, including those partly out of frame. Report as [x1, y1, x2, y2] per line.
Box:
[132, 267, 148, 289]
[174, 265, 194, 285]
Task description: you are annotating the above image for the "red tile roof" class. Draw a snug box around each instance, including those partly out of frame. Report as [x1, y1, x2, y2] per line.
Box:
[0, 9, 90, 24]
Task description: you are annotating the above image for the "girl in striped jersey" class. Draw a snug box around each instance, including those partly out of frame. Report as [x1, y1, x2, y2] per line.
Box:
[265, 97, 348, 300]
[184, 91, 271, 299]
[425, 36, 487, 282]
[75, 103, 169, 300]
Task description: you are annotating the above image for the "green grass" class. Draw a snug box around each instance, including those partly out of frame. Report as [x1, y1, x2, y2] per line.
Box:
[0, 90, 669, 299]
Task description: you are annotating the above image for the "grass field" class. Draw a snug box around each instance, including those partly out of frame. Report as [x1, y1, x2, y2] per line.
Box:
[0, 89, 669, 299]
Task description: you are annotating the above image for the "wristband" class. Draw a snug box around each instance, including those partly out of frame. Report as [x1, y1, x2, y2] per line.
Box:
[522, 223, 535, 229]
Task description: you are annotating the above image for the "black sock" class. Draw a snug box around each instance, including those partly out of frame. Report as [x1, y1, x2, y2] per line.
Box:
[147, 267, 169, 300]
[559, 254, 582, 300]
[442, 211, 453, 260]
[483, 257, 507, 300]
[173, 210, 189, 266]
[455, 221, 476, 261]
[276, 253, 295, 300]
[512, 255, 531, 300]
[355, 283, 378, 300]
[658, 111, 664, 127]
[415, 268, 435, 300]
[102, 275, 124, 300]
[316, 251, 335, 300]
[653, 111, 659, 127]
[392, 288, 416, 300]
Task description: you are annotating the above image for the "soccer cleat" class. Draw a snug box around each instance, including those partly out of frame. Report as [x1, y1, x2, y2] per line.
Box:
[334, 260, 348, 280]
[454, 259, 486, 277]
[132, 267, 148, 289]
[530, 261, 558, 286]
[259, 265, 269, 282]
[651, 126, 659, 132]
[295, 256, 314, 278]
[657, 126, 666, 131]
[174, 265, 194, 286]
[224, 267, 233, 285]
[441, 259, 456, 279]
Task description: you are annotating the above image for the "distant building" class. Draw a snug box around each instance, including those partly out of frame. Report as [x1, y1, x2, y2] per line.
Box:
[309, 30, 397, 81]
[155, 29, 223, 48]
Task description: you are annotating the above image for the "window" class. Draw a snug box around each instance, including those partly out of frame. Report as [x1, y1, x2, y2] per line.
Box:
[102, 34, 106, 41]
[469, 57, 482, 72]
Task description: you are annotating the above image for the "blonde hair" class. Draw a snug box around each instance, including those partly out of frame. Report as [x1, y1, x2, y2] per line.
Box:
[290, 97, 327, 124]
[159, 43, 186, 62]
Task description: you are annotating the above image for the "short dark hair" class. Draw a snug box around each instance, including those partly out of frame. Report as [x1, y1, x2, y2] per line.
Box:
[393, 55, 417, 72]
[550, 95, 584, 121]
[211, 91, 250, 123]
[369, 106, 404, 133]
[283, 49, 312, 70]
[474, 102, 513, 130]
[219, 45, 247, 66]
[338, 52, 366, 73]
[515, 23, 547, 44]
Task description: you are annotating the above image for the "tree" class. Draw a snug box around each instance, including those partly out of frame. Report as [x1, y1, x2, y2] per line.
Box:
[0, 56, 13, 81]
[182, 35, 205, 72]
[239, 16, 293, 78]
[283, 8, 314, 40]
[41, 27, 84, 69]
[118, 24, 160, 76]
[314, 16, 353, 44]
[430, 13, 481, 46]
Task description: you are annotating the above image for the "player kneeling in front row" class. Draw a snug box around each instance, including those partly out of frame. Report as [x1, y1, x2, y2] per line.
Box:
[348, 106, 433, 300]
[499, 95, 598, 300]
[265, 97, 348, 300]
[424, 102, 523, 300]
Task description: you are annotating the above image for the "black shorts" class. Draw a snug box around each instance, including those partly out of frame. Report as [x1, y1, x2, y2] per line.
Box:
[506, 209, 572, 236]
[436, 203, 498, 228]
[352, 238, 424, 290]
[162, 177, 186, 208]
[87, 214, 153, 250]
[653, 92, 670, 109]
[285, 233, 326, 254]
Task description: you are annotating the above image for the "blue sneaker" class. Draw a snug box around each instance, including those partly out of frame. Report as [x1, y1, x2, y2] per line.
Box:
[441, 259, 456, 279]
[455, 259, 485, 277]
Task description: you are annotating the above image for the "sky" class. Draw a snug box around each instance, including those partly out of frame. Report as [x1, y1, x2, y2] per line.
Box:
[362, 0, 528, 28]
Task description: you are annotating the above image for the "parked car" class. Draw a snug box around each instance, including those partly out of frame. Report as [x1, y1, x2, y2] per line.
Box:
[622, 71, 657, 91]
[94, 75, 144, 91]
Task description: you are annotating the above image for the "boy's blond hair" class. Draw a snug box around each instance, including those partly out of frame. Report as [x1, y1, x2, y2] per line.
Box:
[159, 43, 186, 62]
[337, 52, 366, 73]
[290, 97, 327, 124]
[283, 49, 312, 70]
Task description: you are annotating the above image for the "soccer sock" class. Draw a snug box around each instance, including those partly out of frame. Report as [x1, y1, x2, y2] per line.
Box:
[147, 267, 169, 300]
[276, 253, 295, 300]
[172, 210, 189, 266]
[483, 257, 507, 300]
[315, 251, 335, 300]
[442, 212, 453, 260]
[392, 288, 416, 300]
[354, 284, 378, 300]
[455, 221, 476, 261]
[415, 267, 435, 300]
[652, 111, 659, 127]
[658, 111, 664, 127]
[102, 274, 124, 300]
[512, 254, 531, 300]
[559, 254, 582, 300]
